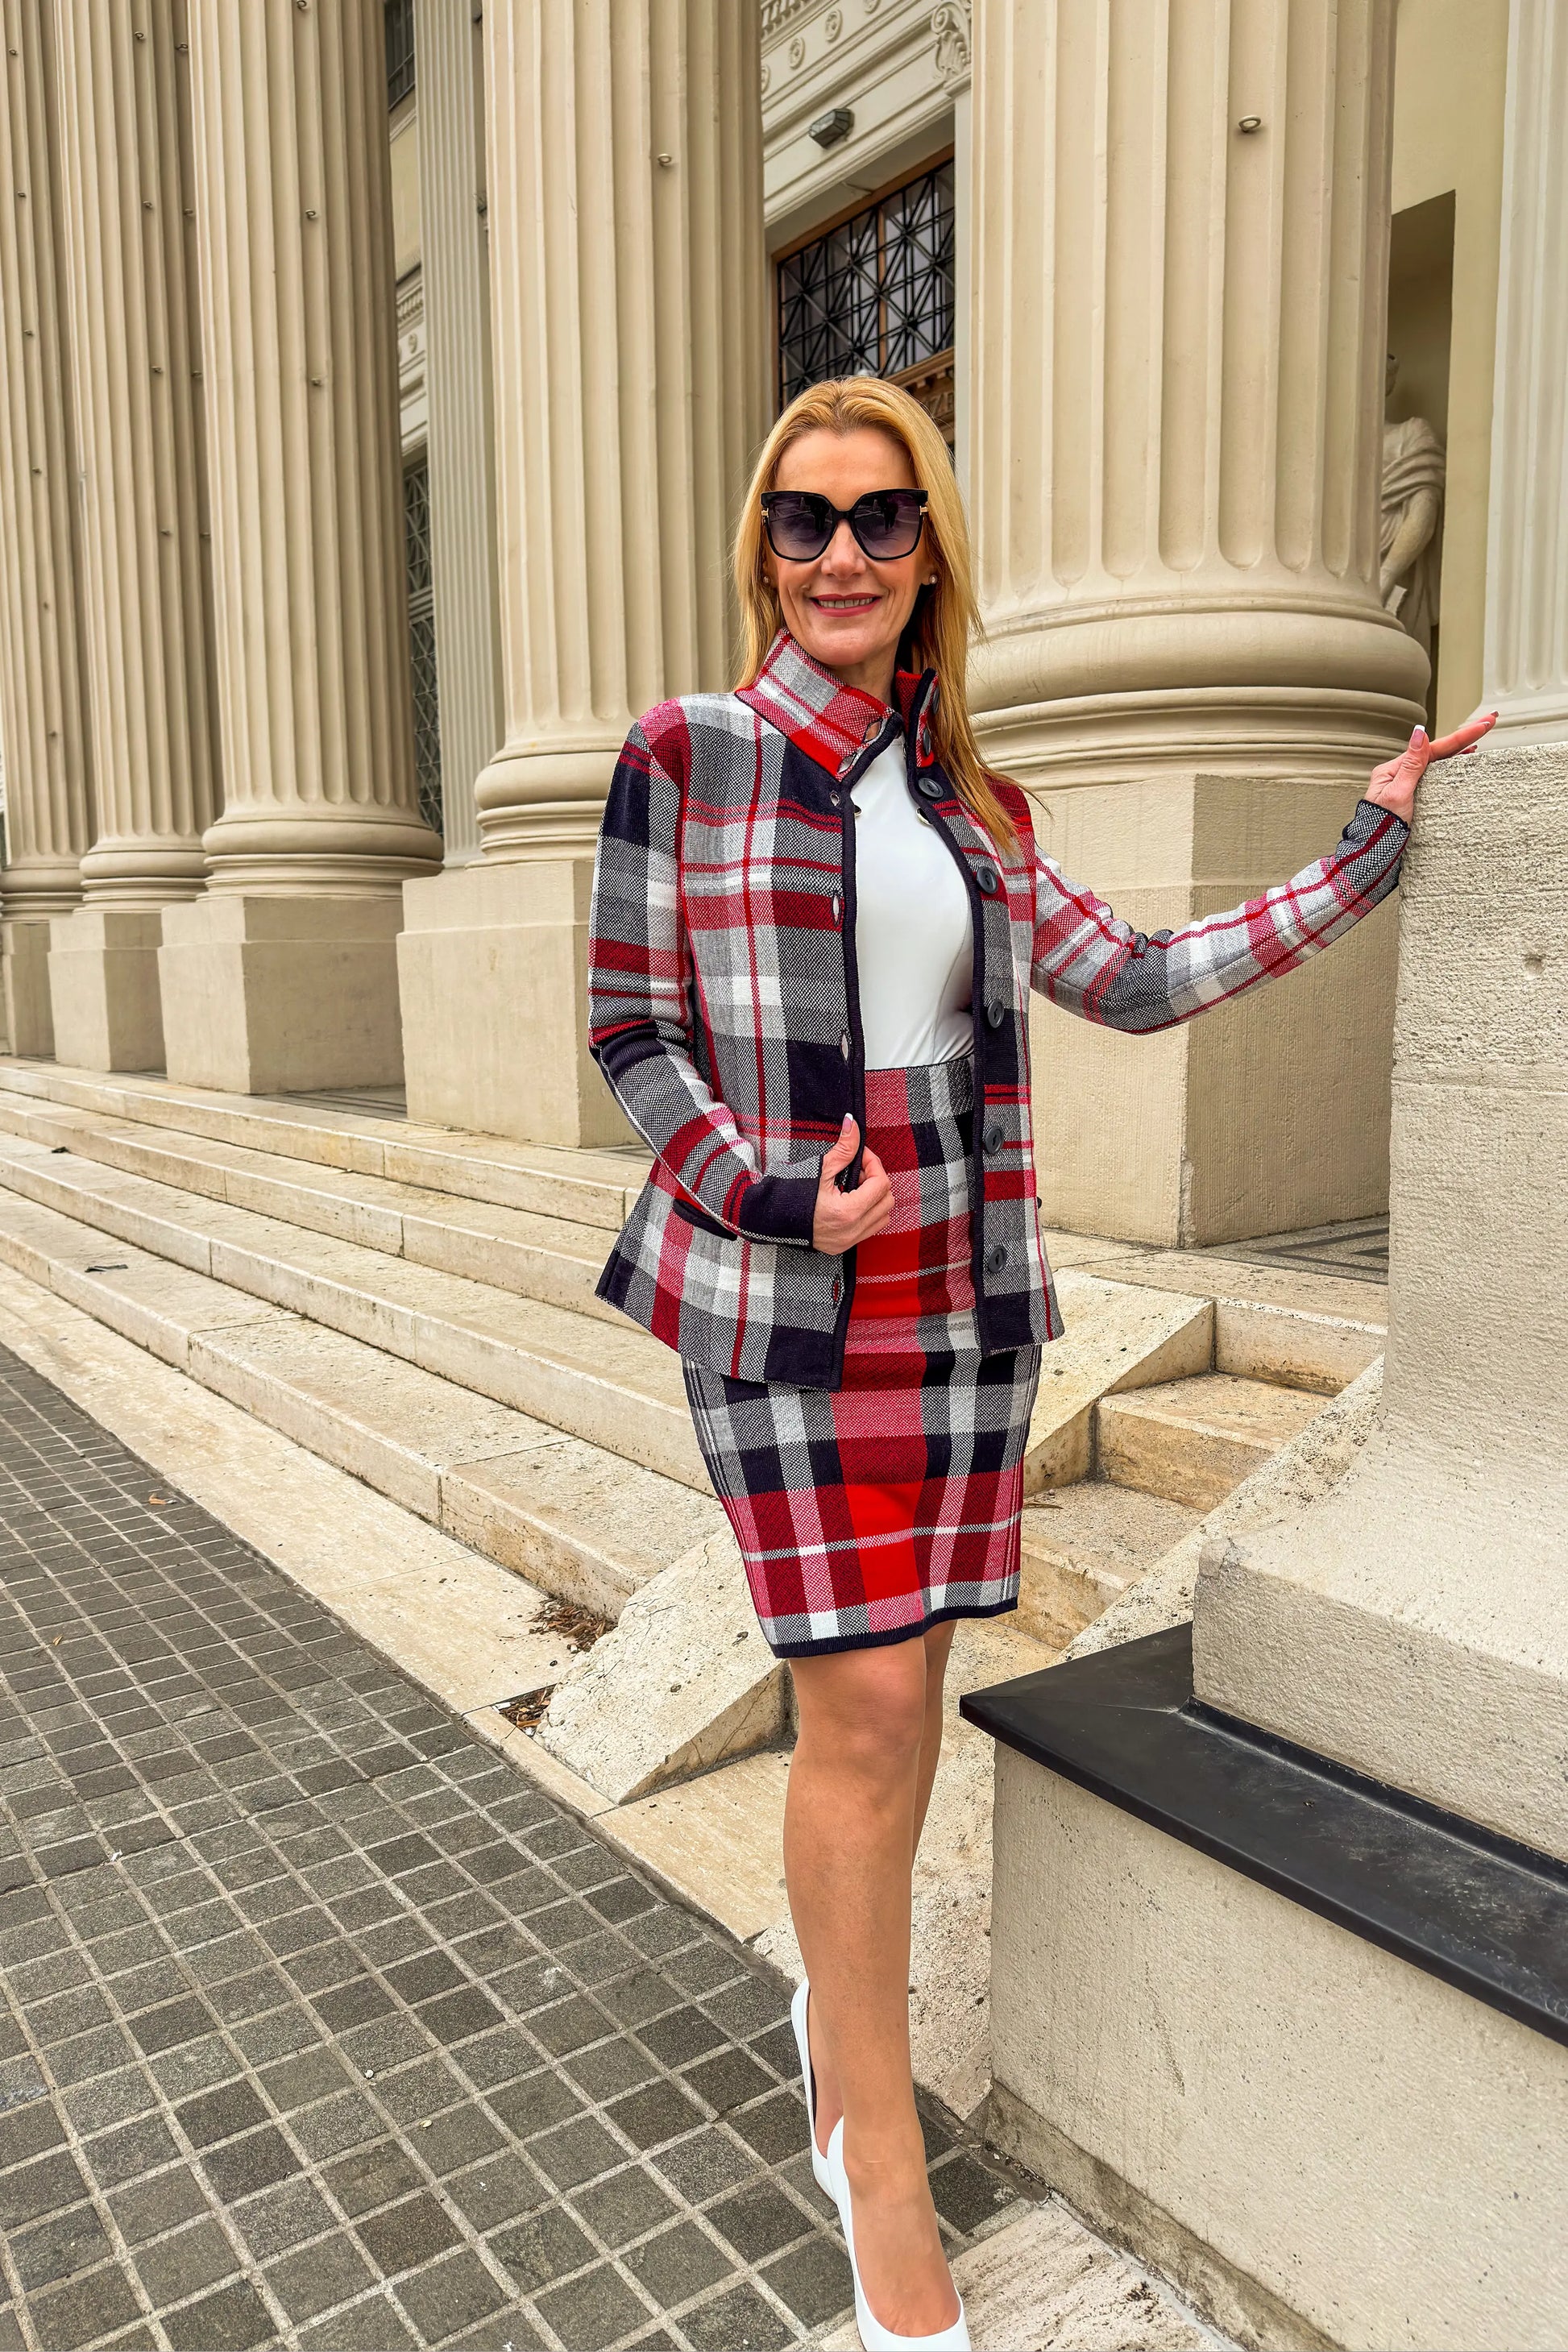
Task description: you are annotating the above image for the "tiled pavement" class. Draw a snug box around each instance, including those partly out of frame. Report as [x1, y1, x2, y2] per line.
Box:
[0, 1345, 1026, 2352]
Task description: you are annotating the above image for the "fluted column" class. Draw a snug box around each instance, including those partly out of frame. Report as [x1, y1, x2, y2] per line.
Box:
[969, 0, 1425, 1245]
[0, 0, 93, 1056]
[475, 0, 766, 857]
[396, 0, 768, 1143]
[413, 0, 500, 863]
[159, 0, 441, 1093]
[1482, 0, 1568, 745]
[46, 0, 218, 1071]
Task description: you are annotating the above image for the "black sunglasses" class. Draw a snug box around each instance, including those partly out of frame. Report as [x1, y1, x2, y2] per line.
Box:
[760, 487, 929, 563]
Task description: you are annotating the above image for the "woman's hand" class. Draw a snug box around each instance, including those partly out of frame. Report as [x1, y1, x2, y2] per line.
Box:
[812, 1115, 894, 1253]
[1365, 709, 1499, 823]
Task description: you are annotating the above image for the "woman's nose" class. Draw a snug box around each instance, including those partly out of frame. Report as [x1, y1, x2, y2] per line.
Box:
[818, 522, 865, 573]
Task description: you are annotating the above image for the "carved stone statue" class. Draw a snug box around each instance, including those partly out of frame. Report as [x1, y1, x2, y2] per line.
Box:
[1380, 352, 1445, 656]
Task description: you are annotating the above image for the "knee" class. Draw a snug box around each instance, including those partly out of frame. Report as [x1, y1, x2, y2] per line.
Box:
[793, 1649, 928, 1785]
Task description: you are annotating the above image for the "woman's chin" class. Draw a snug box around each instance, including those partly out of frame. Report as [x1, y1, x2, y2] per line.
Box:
[793, 615, 894, 673]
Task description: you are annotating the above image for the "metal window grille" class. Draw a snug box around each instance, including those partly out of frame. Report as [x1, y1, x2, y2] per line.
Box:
[403, 458, 442, 840]
[385, 0, 415, 108]
[776, 159, 956, 438]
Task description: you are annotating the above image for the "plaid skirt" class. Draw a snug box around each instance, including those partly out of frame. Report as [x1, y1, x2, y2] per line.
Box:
[682, 1056, 1042, 1658]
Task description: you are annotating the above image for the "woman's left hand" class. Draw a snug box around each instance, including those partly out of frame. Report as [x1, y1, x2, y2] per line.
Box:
[1365, 709, 1499, 823]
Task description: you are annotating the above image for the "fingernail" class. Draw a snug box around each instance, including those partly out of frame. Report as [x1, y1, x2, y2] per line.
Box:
[1412, 725, 1427, 744]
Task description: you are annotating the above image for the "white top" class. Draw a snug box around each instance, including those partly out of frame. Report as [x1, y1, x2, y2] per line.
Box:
[851, 738, 975, 1070]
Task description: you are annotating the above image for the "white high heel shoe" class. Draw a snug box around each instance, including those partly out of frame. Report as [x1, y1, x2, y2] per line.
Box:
[826, 2118, 970, 2351]
[790, 1977, 833, 2194]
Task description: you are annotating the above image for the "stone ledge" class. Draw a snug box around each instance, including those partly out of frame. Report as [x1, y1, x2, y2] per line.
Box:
[961, 1624, 1568, 2048]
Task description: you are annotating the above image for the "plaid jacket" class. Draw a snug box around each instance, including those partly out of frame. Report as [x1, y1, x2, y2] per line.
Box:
[587, 629, 1408, 1388]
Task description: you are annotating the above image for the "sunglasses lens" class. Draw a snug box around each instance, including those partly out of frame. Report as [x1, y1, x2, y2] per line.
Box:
[852, 491, 927, 558]
[765, 493, 833, 559]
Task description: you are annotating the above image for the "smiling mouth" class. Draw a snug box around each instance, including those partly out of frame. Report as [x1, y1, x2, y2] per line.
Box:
[811, 592, 880, 611]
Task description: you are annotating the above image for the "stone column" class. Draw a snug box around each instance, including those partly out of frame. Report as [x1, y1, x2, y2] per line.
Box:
[0, 0, 93, 1057]
[396, 0, 768, 1146]
[412, 0, 500, 865]
[1481, 0, 1567, 747]
[159, 0, 440, 1095]
[46, 0, 218, 1072]
[969, 0, 1429, 1245]
[1194, 0, 1568, 1865]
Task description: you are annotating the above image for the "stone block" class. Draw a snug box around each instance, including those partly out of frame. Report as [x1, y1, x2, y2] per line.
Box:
[1023, 773, 1398, 1246]
[2, 919, 58, 1057]
[1097, 1372, 1325, 1511]
[539, 1529, 787, 1804]
[48, 907, 167, 1072]
[397, 857, 634, 1148]
[819, 2201, 1211, 2352]
[1070, 1355, 1385, 1659]
[598, 1752, 791, 1944]
[985, 1754, 1568, 2352]
[1192, 744, 1568, 1859]
[1024, 1271, 1212, 1489]
[158, 894, 405, 1093]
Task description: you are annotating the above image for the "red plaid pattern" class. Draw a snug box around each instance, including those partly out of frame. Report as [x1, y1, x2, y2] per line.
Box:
[684, 1058, 1039, 1657]
[589, 628, 1408, 1391]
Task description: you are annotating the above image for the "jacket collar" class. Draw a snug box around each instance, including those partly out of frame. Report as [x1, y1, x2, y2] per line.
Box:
[736, 628, 942, 778]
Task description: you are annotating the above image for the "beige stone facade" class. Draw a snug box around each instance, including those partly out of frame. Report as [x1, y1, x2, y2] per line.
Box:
[0, 0, 1529, 1236]
[0, 0, 1525, 1244]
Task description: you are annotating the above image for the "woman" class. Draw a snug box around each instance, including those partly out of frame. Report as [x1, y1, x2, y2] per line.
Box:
[587, 377, 1493, 2350]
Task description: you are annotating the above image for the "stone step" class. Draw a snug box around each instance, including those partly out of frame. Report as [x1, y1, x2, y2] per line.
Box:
[0, 1128, 709, 1490]
[0, 1054, 649, 1229]
[0, 1186, 723, 1619]
[0, 1081, 625, 1323]
[1017, 1481, 1202, 1649]
[1096, 1371, 1326, 1512]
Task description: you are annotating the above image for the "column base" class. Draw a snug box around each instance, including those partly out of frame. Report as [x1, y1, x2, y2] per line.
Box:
[1023, 771, 1396, 1244]
[2, 919, 60, 1058]
[397, 858, 633, 1148]
[158, 896, 405, 1095]
[48, 908, 167, 1072]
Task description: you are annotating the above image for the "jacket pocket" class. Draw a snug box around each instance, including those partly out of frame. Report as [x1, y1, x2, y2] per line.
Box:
[669, 1194, 736, 1242]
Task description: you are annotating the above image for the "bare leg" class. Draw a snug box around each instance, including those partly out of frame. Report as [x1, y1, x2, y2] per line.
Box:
[912, 1619, 956, 1856]
[784, 1627, 960, 2336]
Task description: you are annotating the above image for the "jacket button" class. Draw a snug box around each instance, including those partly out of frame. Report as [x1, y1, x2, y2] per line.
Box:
[984, 1122, 1004, 1154]
[985, 999, 1006, 1029]
[830, 788, 841, 806]
[974, 860, 999, 895]
[831, 1276, 843, 1304]
[988, 1243, 1007, 1272]
[840, 1031, 850, 1059]
[916, 773, 944, 800]
[831, 893, 841, 925]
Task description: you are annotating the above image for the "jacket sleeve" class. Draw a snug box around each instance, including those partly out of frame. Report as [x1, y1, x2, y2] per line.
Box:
[587, 718, 821, 1247]
[1027, 798, 1410, 1032]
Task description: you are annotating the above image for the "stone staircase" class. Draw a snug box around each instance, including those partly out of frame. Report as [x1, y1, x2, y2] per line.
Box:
[0, 1056, 1382, 1664]
[0, 1058, 726, 1620]
[1015, 1324, 1369, 1652]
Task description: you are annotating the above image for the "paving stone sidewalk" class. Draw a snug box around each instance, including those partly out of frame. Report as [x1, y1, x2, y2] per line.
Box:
[0, 1344, 1026, 2352]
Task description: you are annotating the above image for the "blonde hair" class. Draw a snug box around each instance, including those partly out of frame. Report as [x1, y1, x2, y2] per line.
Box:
[733, 376, 1014, 852]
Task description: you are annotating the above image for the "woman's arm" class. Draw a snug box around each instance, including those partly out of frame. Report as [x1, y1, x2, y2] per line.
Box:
[588, 718, 822, 1245]
[1029, 713, 1496, 1033]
